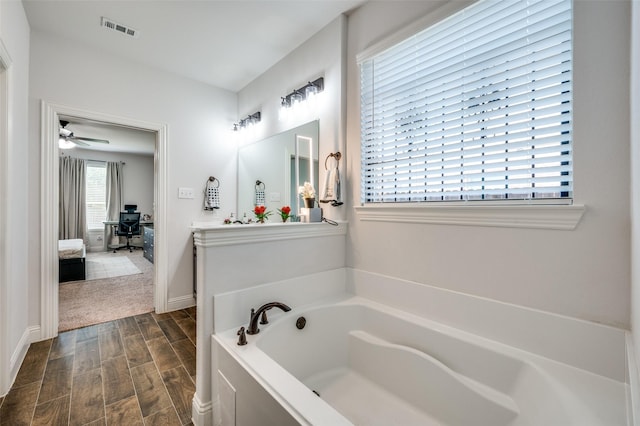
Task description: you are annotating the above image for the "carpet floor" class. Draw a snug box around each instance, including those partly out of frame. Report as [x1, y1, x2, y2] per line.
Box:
[59, 250, 154, 332]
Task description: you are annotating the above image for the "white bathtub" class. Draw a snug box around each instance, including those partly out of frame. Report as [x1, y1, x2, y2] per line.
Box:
[214, 296, 627, 426]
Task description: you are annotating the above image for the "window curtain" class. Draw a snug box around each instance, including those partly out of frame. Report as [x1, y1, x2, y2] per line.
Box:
[106, 161, 123, 221]
[59, 156, 86, 240]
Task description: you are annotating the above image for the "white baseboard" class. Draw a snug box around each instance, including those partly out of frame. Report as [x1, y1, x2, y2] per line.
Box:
[10, 327, 30, 370]
[28, 325, 42, 343]
[191, 392, 213, 426]
[7, 326, 34, 391]
[167, 294, 196, 312]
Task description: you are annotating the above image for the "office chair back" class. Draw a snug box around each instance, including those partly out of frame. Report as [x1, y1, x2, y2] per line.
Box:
[118, 212, 141, 235]
[114, 212, 141, 253]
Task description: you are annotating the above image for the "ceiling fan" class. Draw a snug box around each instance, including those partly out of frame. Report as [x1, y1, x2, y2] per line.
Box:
[59, 120, 109, 148]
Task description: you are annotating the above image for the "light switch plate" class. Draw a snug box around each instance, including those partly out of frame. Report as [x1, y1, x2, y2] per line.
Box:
[269, 192, 281, 202]
[178, 187, 194, 199]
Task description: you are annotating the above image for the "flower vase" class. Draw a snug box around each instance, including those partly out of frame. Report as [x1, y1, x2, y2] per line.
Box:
[281, 217, 288, 223]
[258, 217, 265, 224]
[303, 197, 315, 208]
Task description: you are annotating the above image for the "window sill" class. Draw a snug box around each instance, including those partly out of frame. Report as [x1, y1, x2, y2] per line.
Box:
[354, 203, 586, 230]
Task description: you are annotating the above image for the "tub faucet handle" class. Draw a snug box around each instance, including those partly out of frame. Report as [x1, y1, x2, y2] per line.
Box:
[249, 308, 255, 327]
[237, 327, 247, 346]
[260, 310, 269, 325]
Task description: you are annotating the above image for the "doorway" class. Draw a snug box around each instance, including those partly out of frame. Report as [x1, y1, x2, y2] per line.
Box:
[58, 116, 156, 331]
[40, 102, 168, 339]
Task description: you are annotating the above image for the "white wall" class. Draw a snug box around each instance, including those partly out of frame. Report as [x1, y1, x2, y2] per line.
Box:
[0, 0, 31, 396]
[238, 16, 347, 223]
[345, 0, 631, 328]
[28, 30, 238, 327]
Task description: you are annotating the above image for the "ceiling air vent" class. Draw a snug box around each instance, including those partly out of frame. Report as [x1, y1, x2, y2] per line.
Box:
[100, 17, 139, 39]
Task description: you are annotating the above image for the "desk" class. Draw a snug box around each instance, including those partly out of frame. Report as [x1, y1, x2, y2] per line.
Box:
[103, 220, 154, 252]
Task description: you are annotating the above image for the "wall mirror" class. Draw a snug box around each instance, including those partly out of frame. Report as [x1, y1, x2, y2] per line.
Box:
[237, 120, 319, 219]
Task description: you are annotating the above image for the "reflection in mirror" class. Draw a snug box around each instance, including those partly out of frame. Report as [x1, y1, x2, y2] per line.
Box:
[294, 135, 314, 213]
[237, 120, 319, 220]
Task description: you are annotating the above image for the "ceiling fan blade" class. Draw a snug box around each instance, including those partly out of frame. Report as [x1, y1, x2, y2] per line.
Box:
[71, 136, 110, 144]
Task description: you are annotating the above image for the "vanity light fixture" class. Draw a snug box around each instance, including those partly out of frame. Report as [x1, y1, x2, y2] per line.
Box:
[233, 111, 261, 131]
[279, 77, 324, 117]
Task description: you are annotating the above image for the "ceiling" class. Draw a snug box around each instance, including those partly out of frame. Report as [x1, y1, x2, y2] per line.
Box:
[22, 0, 365, 92]
[25, 0, 364, 154]
[59, 116, 156, 155]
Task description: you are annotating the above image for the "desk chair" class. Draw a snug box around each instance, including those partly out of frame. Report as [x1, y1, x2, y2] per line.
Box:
[114, 212, 141, 253]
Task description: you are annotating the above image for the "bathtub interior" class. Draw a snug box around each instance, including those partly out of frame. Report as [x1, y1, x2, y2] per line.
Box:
[249, 299, 627, 426]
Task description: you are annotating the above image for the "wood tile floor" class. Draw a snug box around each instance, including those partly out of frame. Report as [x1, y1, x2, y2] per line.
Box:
[0, 307, 196, 426]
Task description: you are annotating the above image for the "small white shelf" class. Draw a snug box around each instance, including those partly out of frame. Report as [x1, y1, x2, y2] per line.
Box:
[191, 221, 348, 247]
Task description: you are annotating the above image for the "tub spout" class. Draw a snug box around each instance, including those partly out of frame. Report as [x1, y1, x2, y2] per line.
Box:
[247, 302, 291, 335]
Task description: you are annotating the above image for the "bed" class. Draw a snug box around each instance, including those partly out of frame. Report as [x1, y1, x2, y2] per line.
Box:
[58, 239, 86, 282]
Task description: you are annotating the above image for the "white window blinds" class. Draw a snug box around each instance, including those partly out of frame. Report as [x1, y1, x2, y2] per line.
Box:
[360, 0, 573, 203]
[86, 162, 107, 229]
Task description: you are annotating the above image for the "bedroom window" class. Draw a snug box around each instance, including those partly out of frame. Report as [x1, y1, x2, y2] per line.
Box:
[86, 161, 107, 230]
[359, 0, 573, 204]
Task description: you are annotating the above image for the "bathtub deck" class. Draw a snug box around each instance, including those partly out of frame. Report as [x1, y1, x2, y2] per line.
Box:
[217, 296, 629, 426]
[305, 367, 444, 426]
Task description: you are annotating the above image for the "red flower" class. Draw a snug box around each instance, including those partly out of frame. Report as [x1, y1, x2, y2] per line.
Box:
[277, 206, 291, 222]
[253, 205, 272, 222]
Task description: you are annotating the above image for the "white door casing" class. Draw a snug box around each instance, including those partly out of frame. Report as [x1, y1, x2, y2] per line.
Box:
[40, 101, 168, 340]
[0, 37, 12, 396]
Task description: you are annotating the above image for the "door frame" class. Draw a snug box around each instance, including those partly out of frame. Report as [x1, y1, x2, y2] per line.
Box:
[0, 37, 12, 395]
[40, 101, 168, 339]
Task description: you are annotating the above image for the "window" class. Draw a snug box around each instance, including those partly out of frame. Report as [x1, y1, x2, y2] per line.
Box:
[86, 162, 107, 229]
[359, 0, 573, 204]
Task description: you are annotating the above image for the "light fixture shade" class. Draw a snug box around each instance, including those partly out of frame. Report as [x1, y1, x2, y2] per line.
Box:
[279, 103, 289, 121]
[290, 91, 303, 107]
[58, 138, 75, 149]
[305, 83, 318, 100]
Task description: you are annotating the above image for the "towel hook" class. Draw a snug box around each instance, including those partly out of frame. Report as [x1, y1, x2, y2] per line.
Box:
[208, 176, 219, 188]
[324, 152, 341, 170]
[255, 180, 265, 191]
